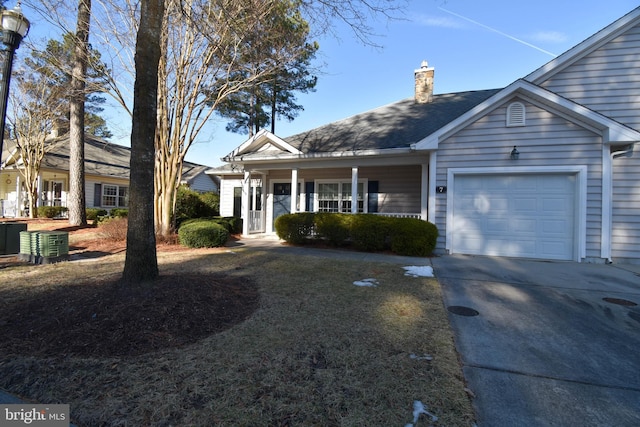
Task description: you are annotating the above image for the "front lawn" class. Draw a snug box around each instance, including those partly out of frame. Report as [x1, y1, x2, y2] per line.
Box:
[0, 244, 474, 426]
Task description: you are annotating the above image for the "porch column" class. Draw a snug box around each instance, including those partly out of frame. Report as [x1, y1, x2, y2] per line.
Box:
[260, 173, 266, 233]
[36, 175, 43, 208]
[15, 175, 21, 216]
[242, 170, 251, 236]
[290, 168, 298, 213]
[351, 167, 358, 213]
[422, 151, 438, 224]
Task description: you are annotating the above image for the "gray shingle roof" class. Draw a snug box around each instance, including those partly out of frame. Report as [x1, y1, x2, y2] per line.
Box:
[283, 89, 501, 153]
[6, 135, 213, 182]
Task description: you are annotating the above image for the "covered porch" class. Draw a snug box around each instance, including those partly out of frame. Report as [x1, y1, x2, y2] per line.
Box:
[238, 153, 436, 236]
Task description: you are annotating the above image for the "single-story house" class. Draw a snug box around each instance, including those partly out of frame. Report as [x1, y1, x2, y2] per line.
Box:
[214, 6, 640, 264]
[0, 135, 218, 217]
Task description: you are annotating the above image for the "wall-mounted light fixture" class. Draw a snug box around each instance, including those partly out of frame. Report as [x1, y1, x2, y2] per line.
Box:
[510, 146, 519, 160]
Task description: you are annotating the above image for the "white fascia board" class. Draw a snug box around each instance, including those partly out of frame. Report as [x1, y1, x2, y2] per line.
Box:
[226, 146, 414, 163]
[412, 80, 640, 151]
[223, 129, 303, 160]
[413, 80, 530, 150]
[525, 7, 640, 84]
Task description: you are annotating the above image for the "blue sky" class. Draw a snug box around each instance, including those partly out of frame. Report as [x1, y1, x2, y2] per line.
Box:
[17, 0, 640, 167]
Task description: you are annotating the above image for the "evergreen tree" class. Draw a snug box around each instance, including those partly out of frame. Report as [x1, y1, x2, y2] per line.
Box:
[25, 32, 112, 138]
[215, 0, 318, 136]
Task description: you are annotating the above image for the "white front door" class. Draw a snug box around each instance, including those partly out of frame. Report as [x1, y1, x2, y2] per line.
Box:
[451, 173, 577, 260]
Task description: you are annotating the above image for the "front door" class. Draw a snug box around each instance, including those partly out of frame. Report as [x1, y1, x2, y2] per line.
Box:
[273, 183, 291, 231]
[51, 181, 63, 206]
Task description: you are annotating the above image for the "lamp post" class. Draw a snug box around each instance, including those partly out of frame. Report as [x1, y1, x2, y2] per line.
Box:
[0, 2, 30, 160]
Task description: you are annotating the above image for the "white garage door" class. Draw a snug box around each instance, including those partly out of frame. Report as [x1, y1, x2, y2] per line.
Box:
[451, 174, 576, 260]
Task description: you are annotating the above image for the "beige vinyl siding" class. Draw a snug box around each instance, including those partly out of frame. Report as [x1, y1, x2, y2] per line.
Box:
[611, 155, 640, 261]
[435, 99, 604, 259]
[540, 24, 640, 131]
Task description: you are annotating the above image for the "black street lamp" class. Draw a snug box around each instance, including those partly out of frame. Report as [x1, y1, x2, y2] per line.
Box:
[0, 2, 30, 160]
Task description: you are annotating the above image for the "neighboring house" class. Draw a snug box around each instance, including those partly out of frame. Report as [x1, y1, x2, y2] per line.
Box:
[215, 6, 640, 264]
[0, 135, 218, 217]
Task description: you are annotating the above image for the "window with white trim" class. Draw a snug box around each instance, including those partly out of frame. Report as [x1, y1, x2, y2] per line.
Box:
[102, 184, 129, 208]
[316, 181, 365, 213]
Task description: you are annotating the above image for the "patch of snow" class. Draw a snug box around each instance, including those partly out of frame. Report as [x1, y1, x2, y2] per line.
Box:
[403, 265, 434, 278]
[409, 353, 433, 361]
[353, 278, 379, 287]
[406, 400, 438, 426]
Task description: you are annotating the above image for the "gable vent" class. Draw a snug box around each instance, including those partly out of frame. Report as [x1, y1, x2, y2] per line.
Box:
[507, 102, 526, 127]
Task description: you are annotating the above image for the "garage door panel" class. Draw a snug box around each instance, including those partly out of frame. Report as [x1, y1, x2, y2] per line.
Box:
[452, 174, 576, 260]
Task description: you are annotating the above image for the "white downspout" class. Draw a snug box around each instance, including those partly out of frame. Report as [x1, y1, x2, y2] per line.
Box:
[603, 144, 634, 262]
[427, 152, 437, 222]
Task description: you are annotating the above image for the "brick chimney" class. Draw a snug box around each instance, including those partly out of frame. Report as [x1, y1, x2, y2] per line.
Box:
[414, 60, 434, 103]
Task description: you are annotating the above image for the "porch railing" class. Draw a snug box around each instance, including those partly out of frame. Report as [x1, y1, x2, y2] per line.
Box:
[373, 212, 422, 219]
[249, 210, 263, 232]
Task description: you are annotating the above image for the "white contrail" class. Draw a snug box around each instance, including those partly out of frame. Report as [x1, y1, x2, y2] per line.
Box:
[439, 7, 558, 57]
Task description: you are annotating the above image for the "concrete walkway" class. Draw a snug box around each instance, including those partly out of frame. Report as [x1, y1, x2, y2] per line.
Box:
[432, 254, 640, 426]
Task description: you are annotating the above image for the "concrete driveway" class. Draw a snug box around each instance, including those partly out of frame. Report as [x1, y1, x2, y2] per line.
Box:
[432, 255, 640, 427]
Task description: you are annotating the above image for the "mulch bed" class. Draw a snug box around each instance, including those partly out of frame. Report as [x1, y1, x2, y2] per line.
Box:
[0, 273, 260, 358]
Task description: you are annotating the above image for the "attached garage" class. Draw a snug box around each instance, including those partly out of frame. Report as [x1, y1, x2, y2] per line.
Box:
[447, 170, 583, 261]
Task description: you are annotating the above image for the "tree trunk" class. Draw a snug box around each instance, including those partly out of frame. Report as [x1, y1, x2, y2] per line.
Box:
[68, 0, 91, 226]
[122, 0, 164, 284]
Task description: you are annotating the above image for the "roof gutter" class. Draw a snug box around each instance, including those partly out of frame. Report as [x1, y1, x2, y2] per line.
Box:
[223, 146, 416, 163]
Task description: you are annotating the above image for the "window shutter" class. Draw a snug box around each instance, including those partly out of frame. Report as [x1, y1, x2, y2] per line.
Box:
[305, 182, 314, 211]
[93, 184, 102, 207]
[368, 181, 378, 213]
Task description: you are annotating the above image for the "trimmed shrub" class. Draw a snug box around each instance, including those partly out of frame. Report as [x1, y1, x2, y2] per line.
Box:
[315, 213, 351, 246]
[217, 216, 242, 234]
[110, 208, 128, 218]
[389, 218, 439, 256]
[274, 213, 315, 244]
[349, 214, 391, 252]
[37, 206, 68, 219]
[178, 219, 229, 248]
[86, 208, 108, 221]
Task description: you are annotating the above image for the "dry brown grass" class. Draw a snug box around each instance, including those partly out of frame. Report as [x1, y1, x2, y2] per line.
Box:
[0, 240, 475, 426]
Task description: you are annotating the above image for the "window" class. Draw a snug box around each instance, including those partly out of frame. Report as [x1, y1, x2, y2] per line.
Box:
[316, 181, 365, 213]
[102, 184, 128, 207]
[507, 102, 526, 127]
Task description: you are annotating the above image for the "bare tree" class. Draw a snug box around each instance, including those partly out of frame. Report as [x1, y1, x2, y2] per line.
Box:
[154, 0, 308, 237]
[6, 69, 66, 218]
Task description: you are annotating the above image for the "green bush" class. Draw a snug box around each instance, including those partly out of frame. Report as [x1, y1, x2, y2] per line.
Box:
[315, 213, 351, 246]
[175, 185, 217, 227]
[389, 218, 439, 256]
[274, 213, 315, 244]
[178, 219, 229, 248]
[218, 216, 242, 234]
[199, 192, 220, 216]
[86, 208, 108, 221]
[349, 214, 391, 252]
[110, 208, 128, 218]
[37, 206, 68, 219]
